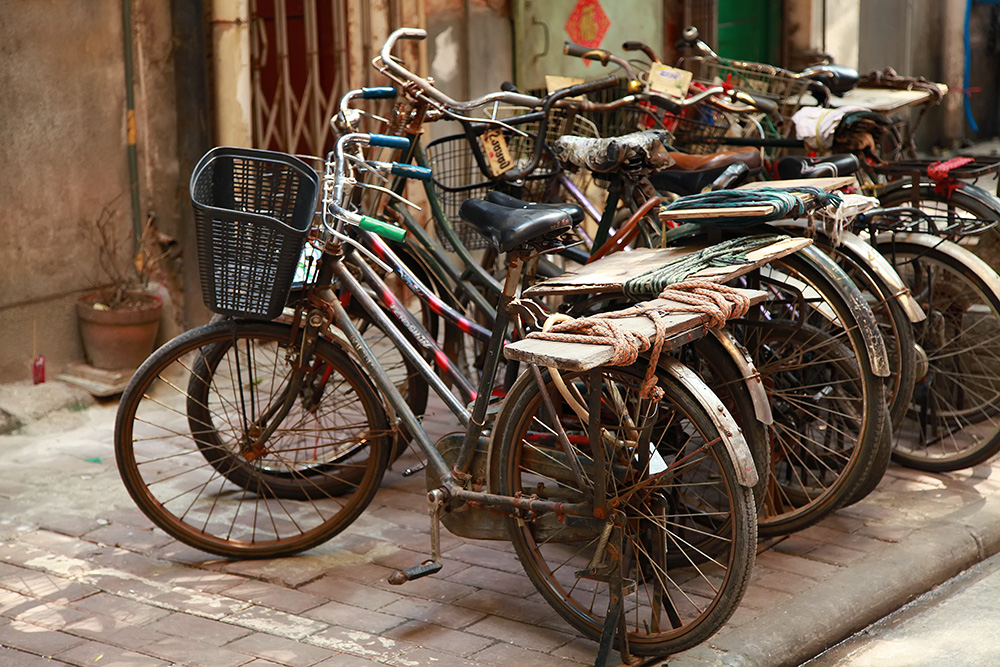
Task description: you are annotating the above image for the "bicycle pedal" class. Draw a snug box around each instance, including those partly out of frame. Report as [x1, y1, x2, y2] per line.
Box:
[388, 560, 442, 585]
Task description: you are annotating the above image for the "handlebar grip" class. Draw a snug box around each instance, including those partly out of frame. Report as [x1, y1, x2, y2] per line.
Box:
[359, 215, 407, 243]
[563, 74, 621, 98]
[390, 162, 433, 181]
[622, 40, 660, 62]
[368, 134, 410, 150]
[500, 81, 522, 93]
[744, 93, 778, 115]
[644, 92, 682, 114]
[360, 86, 397, 99]
[563, 41, 611, 66]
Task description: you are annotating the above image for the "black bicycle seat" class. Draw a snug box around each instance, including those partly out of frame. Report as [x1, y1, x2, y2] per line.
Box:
[458, 198, 573, 254]
[775, 154, 860, 179]
[650, 147, 763, 196]
[801, 64, 859, 96]
[485, 191, 585, 225]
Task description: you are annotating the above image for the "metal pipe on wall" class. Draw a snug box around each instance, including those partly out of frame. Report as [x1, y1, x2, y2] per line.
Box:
[213, 0, 253, 146]
[942, 0, 967, 147]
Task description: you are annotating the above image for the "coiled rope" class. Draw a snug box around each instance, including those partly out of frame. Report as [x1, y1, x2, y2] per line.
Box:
[527, 280, 751, 400]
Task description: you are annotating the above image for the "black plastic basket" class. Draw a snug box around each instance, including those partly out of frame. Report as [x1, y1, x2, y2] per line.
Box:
[190, 147, 320, 320]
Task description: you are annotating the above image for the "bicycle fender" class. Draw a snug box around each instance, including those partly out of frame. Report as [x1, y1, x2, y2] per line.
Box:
[874, 232, 1000, 304]
[658, 357, 759, 488]
[709, 329, 773, 426]
[798, 243, 891, 377]
[768, 220, 925, 324]
[837, 231, 926, 323]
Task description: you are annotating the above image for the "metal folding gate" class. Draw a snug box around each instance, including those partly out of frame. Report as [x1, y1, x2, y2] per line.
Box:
[249, 0, 426, 155]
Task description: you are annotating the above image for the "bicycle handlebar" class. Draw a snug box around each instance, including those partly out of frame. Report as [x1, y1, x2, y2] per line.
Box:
[379, 28, 544, 111]
[562, 41, 639, 81]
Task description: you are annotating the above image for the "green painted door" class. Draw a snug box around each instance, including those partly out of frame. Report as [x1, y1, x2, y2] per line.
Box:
[716, 0, 781, 64]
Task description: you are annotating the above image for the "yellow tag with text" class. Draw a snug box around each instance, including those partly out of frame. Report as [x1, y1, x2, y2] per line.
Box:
[545, 75, 585, 94]
[648, 63, 692, 99]
[481, 129, 515, 177]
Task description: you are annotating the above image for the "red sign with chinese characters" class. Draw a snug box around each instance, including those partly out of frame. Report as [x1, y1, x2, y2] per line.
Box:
[564, 0, 610, 49]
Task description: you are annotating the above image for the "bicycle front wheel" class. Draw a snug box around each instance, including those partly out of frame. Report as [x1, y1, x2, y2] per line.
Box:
[114, 320, 392, 558]
[491, 364, 756, 657]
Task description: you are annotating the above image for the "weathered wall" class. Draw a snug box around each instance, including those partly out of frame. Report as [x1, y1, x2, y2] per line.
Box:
[0, 1, 182, 382]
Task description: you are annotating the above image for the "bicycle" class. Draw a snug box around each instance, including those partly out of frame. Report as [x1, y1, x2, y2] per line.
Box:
[114, 118, 783, 658]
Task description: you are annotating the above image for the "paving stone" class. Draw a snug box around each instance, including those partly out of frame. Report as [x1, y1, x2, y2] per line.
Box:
[227, 631, 336, 667]
[224, 605, 330, 641]
[378, 596, 487, 630]
[305, 625, 414, 660]
[749, 565, 823, 595]
[464, 614, 576, 652]
[382, 618, 495, 656]
[302, 599, 404, 635]
[0, 618, 87, 656]
[141, 635, 253, 667]
[548, 636, 601, 664]
[82, 523, 175, 553]
[755, 548, 843, 580]
[388, 646, 493, 667]
[440, 542, 524, 574]
[0, 645, 58, 665]
[470, 640, 578, 666]
[794, 523, 887, 553]
[801, 543, 871, 566]
[17, 530, 98, 557]
[222, 579, 327, 614]
[312, 653, 385, 666]
[144, 610, 253, 644]
[442, 564, 538, 598]
[94, 626, 172, 653]
[299, 577, 403, 611]
[454, 588, 559, 626]
[9, 600, 92, 630]
[0, 567, 98, 604]
[54, 639, 171, 666]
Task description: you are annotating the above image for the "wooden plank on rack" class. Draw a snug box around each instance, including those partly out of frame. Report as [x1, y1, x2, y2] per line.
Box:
[505, 288, 767, 371]
[660, 204, 777, 220]
[525, 237, 810, 297]
[737, 177, 854, 192]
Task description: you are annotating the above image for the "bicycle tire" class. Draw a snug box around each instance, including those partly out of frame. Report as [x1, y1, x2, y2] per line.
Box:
[816, 239, 917, 431]
[490, 363, 756, 656]
[748, 250, 890, 536]
[874, 238, 1000, 471]
[115, 320, 392, 558]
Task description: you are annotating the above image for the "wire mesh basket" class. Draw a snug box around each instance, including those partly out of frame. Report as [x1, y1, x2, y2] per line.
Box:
[190, 146, 320, 320]
[660, 104, 732, 154]
[682, 56, 812, 125]
[424, 108, 600, 251]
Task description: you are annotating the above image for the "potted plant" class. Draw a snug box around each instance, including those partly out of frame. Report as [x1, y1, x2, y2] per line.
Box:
[76, 205, 165, 371]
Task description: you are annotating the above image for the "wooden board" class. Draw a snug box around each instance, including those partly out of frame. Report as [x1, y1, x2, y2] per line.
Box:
[524, 236, 810, 297]
[736, 177, 855, 192]
[827, 86, 945, 113]
[504, 289, 767, 371]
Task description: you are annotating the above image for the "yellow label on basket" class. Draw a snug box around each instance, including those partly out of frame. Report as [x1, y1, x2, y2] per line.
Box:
[481, 128, 515, 177]
[648, 63, 692, 99]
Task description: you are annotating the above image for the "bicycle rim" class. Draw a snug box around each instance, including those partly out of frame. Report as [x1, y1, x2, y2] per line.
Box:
[114, 320, 392, 558]
[882, 242, 1000, 471]
[492, 365, 756, 656]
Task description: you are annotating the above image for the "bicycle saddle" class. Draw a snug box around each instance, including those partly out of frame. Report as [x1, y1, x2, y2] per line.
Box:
[775, 154, 860, 180]
[552, 130, 672, 173]
[649, 148, 762, 197]
[458, 198, 574, 253]
[801, 64, 859, 97]
[485, 191, 585, 225]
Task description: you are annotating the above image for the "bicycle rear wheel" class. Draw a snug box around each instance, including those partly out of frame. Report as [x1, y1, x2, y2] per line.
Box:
[115, 320, 392, 558]
[877, 238, 1000, 471]
[491, 363, 756, 656]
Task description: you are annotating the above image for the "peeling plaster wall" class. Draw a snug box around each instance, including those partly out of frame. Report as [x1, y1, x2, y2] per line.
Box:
[0, 1, 181, 382]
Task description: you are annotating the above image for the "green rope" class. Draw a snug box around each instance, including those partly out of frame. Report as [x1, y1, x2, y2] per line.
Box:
[622, 233, 789, 300]
[660, 186, 842, 225]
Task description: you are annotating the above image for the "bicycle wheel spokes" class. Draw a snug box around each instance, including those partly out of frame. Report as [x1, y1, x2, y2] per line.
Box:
[493, 366, 755, 656]
[115, 321, 392, 558]
[889, 247, 1000, 470]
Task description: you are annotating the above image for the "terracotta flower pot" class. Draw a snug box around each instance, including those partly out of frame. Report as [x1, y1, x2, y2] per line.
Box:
[76, 291, 163, 370]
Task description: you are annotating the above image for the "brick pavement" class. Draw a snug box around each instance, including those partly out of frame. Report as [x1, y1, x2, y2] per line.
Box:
[2, 386, 1000, 666]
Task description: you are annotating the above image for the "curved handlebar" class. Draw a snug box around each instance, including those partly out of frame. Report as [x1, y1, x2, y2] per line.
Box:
[379, 28, 544, 111]
[563, 41, 638, 82]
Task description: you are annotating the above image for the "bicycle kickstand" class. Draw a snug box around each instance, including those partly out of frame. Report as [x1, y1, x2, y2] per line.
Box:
[388, 489, 445, 584]
[585, 510, 640, 667]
